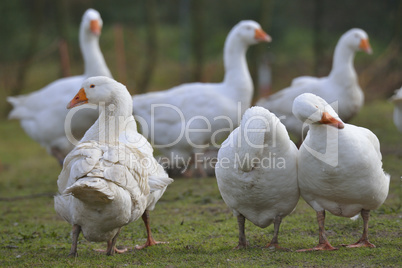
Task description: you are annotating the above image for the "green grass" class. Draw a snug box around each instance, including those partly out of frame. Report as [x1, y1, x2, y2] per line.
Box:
[0, 101, 401, 267]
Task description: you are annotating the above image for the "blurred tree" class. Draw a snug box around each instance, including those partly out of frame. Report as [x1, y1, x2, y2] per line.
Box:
[114, 24, 127, 85]
[313, 0, 325, 76]
[360, 0, 402, 98]
[179, 0, 191, 83]
[55, 0, 71, 77]
[136, 0, 158, 93]
[190, 0, 205, 82]
[250, 0, 274, 102]
[9, 0, 45, 97]
[1, 0, 400, 114]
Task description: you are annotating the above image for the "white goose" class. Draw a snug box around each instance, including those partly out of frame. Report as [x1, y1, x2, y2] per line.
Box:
[390, 86, 402, 133]
[292, 93, 389, 251]
[54, 77, 173, 256]
[8, 9, 112, 164]
[257, 28, 372, 141]
[215, 106, 299, 249]
[132, 20, 271, 176]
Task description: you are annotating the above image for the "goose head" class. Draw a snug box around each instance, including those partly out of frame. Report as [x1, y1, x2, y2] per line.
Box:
[292, 93, 344, 129]
[82, 8, 103, 36]
[341, 28, 372, 54]
[231, 20, 272, 45]
[67, 76, 129, 109]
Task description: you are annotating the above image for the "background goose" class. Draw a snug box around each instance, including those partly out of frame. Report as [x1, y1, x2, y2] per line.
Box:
[55, 77, 173, 256]
[390, 86, 402, 133]
[215, 106, 299, 249]
[292, 93, 389, 251]
[256, 28, 372, 142]
[132, 20, 271, 176]
[7, 9, 112, 164]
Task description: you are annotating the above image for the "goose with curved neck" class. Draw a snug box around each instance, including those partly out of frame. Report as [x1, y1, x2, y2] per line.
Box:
[132, 20, 271, 176]
[293, 93, 389, 252]
[80, 9, 112, 78]
[221, 21, 271, 107]
[328, 29, 370, 87]
[7, 8, 112, 164]
[78, 81, 133, 144]
[256, 28, 371, 142]
[58, 76, 173, 255]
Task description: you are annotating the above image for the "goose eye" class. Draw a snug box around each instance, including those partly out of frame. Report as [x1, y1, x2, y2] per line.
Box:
[315, 105, 318, 108]
[90, 84, 95, 88]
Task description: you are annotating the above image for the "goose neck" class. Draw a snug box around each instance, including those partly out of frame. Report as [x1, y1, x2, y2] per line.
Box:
[329, 42, 356, 81]
[223, 38, 250, 84]
[81, 96, 133, 144]
[304, 124, 341, 154]
[79, 29, 112, 78]
[221, 35, 253, 109]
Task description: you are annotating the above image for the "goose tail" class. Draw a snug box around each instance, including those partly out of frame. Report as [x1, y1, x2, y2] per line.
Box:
[64, 177, 115, 204]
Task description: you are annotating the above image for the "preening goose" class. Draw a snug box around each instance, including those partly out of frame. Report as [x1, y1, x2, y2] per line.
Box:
[215, 106, 299, 249]
[292, 93, 389, 251]
[132, 20, 271, 176]
[7, 9, 112, 164]
[257, 28, 372, 141]
[54, 76, 173, 256]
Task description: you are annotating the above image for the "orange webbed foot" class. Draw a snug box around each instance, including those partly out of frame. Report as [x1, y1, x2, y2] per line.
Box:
[265, 242, 290, 251]
[342, 239, 375, 248]
[135, 239, 168, 250]
[94, 246, 128, 255]
[296, 242, 338, 252]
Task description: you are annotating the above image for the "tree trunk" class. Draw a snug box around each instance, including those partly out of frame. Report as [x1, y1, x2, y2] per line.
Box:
[114, 24, 127, 85]
[55, 0, 70, 77]
[179, 0, 191, 83]
[360, 0, 402, 98]
[313, 0, 325, 77]
[137, 0, 158, 93]
[252, 0, 274, 103]
[10, 0, 44, 97]
[190, 0, 205, 82]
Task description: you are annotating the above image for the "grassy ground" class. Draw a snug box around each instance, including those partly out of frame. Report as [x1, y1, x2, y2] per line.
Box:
[0, 100, 401, 267]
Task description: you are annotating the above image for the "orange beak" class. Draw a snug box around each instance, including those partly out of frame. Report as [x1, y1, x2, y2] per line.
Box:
[319, 112, 344, 129]
[359, 38, 372, 54]
[90, 19, 101, 35]
[67, 88, 88, 109]
[254, 28, 272, 42]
